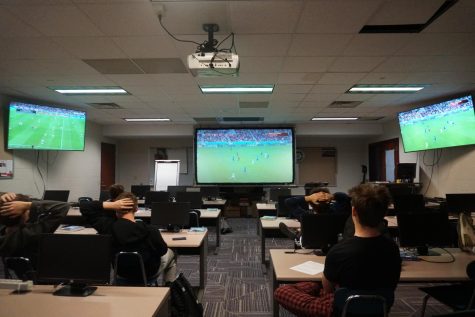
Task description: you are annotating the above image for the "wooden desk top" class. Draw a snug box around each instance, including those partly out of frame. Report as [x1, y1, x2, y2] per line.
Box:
[271, 248, 475, 282]
[256, 203, 277, 210]
[261, 217, 300, 229]
[55, 225, 207, 248]
[68, 207, 221, 219]
[0, 285, 169, 317]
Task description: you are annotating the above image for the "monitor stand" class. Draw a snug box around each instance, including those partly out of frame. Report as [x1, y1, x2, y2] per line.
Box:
[53, 283, 97, 297]
[416, 246, 440, 256]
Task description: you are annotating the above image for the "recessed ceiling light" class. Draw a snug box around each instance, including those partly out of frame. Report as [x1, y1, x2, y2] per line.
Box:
[347, 84, 427, 93]
[200, 85, 274, 94]
[123, 118, 171, 122]
[50, 86, 129, 95]
[311, 117, 359, 121]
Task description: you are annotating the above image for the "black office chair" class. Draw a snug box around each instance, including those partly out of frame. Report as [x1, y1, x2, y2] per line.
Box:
[113, 251, 159, 287]
[189, 210, 201, 227]
[333, 287, 394, 317]
[419, 261, 475, 317]
[2, 257, 35, 281]
[78, 197, 93, 203]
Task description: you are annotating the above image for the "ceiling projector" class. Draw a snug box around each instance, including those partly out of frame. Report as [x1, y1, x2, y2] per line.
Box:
[187, 52, 239, 77]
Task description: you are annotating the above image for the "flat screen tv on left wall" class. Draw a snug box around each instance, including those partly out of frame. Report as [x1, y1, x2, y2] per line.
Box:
[7, 101, 86, 151]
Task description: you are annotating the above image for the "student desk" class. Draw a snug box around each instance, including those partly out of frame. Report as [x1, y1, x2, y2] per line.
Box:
[255, 203, 277, 234]
[0, 285, 170, 317]
[55, 226, 208, 300]
[67, 206, 222, 254]
[270, 248, 475, 317]
[259, 217, 300, 266]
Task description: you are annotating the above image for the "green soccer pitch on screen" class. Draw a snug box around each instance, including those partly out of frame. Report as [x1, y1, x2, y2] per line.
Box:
[195, 128, 295, 185]
[398, 95, 475, 153]
[7, 101, 86, 151]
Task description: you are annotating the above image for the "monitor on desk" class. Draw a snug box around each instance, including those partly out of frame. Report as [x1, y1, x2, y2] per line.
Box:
[144, 191, 170, 208]
[396, 163, 417, 182]
[36, 233, 112, 297]
[151, 202, 190, 231]
[269, 188, 291, 202]
[300, 213, 348, 254]
[43, 190, 70, 202]
[167, 185, 187, 197]
[175, 191, 203, 209]
[397, 211, 451, 256]
[393, 194, 425, 214]
[200, 186, 220, 200]
[130, 185, 151, 200]
[446, 193, 475, 214]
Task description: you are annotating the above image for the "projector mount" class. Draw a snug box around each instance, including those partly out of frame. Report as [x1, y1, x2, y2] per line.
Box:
[199, 24, 220, 53]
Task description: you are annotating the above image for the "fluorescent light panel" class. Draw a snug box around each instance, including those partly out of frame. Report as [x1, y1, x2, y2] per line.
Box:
[312, 117, 358, 121]
[200, 85, 274, 94]
[50, 86, 128, 95]
[123, 118, 170, 122]
[348, 84, 427, 93]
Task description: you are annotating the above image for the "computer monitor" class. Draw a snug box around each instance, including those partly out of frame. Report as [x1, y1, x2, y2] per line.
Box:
[200, 186, 220, 200]
[151, 202, 190, 231]
[99, 190, 110, 202]
[144, 191, 170, 208]
[446, 193, 475, 214]
[175, 191, 203, 209]
[393, 194, 425, 214]
[269, 188, 291, 202]
[300, 213, 348, 254]
[397, 211, 451, 256]
[43, 190, 70, 202]
[36, 234, 112, 296]
[130, 185, 151, 200]
[396, 163, 417, 182]
[167, 185, 187, 197]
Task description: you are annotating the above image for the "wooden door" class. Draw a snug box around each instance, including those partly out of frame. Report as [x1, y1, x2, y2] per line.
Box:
[101, 143, 116, 190]
[368, 139, 399, 182]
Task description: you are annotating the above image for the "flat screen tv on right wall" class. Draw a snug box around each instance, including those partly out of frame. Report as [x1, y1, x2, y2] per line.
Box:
[398, 95, 475, 152]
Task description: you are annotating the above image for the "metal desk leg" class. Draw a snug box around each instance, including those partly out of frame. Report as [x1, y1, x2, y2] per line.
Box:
[198, 234, 208, 301]
[270, 257, 279, 317]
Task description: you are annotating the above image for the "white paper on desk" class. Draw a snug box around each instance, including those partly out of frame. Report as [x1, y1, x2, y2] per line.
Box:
[290, 261, 324, 275]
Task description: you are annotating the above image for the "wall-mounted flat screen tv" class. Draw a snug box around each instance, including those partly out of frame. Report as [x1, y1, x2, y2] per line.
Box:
[398, 95, 475, 152]
[195, 127, 295, 185]
[7, 101, 86, 151]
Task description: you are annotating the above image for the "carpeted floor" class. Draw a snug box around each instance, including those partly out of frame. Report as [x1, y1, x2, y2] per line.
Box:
[177, 217, 453, 317]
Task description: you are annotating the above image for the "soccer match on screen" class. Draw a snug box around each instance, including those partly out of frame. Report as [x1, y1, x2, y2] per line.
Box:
[8, 102, 86, 151]
[398, 96, 475, 152]
[196, 128, 294, 184]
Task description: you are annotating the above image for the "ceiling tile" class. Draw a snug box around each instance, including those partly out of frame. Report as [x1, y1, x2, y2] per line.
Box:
[52, 37, 126, 59]
[366, 0, 445, 25]
[0, 37, 72, 59]
[235, 34, 292, 57]
[318, 73, 367, 85]
[8, 5, 103, 36]
[112, 36, 178, 58]
[296, 0, 381, 33]
[282, 57, 335, 72]
[329, 57, 386, 72]
[288, 34, 353, 56]
[0, 7, 42, 37]
[277, 73, 323, 85]
[343, 34, 413, 56]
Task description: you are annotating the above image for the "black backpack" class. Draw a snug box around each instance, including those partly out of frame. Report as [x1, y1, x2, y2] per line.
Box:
[170, 273, 204, 317]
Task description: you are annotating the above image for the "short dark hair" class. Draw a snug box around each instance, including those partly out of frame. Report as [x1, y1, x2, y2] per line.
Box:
[0, 194, 31, 227]
[349, 184, 390, 228]
[109, 184, 125, 201]
[115, 192, 138, 212]
[310, 187, 330, 195]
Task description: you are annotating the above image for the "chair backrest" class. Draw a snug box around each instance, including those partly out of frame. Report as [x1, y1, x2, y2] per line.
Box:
[113, 251, 156, 286]
[3, 257, 35, 281]
[189, 211, 200, 227]
[333, 287, 394, 317]
[78, 197, 93, 203]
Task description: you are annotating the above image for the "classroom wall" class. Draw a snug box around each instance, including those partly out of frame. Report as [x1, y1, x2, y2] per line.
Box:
[0, 94, 113, 201]
[116, 136, 367, 194]
[374, 120, 475, 197]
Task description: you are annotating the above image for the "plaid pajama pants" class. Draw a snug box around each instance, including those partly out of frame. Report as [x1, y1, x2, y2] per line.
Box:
[274, 281, 334, 317]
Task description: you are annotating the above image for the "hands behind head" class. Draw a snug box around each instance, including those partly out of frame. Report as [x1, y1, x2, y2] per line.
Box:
[0, 192, 16, 203]
[0, 201, 31, 218]
[111, 198, 135, 212]
[307, 192, 333, 204]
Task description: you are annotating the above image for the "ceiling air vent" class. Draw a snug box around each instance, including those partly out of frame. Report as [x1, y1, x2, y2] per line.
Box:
[194, 117, 219, 123]
[219, 117, 264, 122]
[328, 101, 361, 108]
[239, 102, 269, 109]
[358, 116, 384, 121]
[88, 103, 122, 109]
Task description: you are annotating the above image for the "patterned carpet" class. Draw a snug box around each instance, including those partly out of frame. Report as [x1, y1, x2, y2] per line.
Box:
[177, 218, 454, 317]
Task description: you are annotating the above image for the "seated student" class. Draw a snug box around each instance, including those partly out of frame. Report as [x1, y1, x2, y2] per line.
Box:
[79, 191, 176, 284]
[0, 192, 69, 263]
[285, 187, 351, 221]
[274, 184, 401, 317]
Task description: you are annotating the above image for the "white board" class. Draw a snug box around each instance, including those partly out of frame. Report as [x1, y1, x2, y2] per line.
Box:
[154, 160, 180, 191]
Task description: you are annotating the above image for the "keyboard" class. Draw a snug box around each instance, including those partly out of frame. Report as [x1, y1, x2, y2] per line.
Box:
[0, 278, 33, 292]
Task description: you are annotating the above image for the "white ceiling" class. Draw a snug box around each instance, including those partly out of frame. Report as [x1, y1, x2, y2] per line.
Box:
[0, 0, 474, 131]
